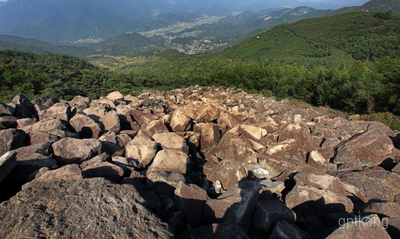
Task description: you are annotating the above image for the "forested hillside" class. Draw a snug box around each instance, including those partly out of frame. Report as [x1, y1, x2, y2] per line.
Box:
[1, 10, 400, 129]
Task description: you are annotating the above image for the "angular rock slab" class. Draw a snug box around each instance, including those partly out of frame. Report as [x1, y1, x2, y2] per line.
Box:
[52, 138, 103, 166]
[148, 149, 191, 175]
[0, 178, 172, 239]
[333, 123, 394, 167]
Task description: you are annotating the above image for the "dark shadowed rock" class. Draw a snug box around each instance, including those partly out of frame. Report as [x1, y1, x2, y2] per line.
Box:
[12, 94, 36, 118]
[52, 138, 103, 165]
[174, 181, 209, 228]
[99, 132, 125, 156]
[81, 159, 124, 182]
[0, 103, 14, 116]
[0, 178, 172, 239]
[203, 179, 261, 232]
[252, 198, 296, 233]
[147, 171, 185, 198]
[7, 151, 58, 182]
[176, 222, 250, 239]
[0, 116, 18, 128]
[269, 220, 308, 239]
[0, 129, 26, 156]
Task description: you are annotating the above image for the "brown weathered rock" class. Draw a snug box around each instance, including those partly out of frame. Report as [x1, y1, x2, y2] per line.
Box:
[22, 164, 82, 190]
[0, 129, 26, 156]
[170, 110, 192, 132]
[106, 91, 124, 103]
[52, 138, 103, 165]
[0, 151, 17, 183]
[99, 132, 125, 156]
[195, 104, 221, 123]
[203, 180, 261, 232]
[294, 172, 347, 195]
[69, 95, 91, 112]
[70, 113, 101, 138]
[147, 149, 191, 175]
[101, 110, 121, 133]
[125, 133, 158, 167]
[194, 123, 221, 153]
[28, 131, 62, 145]
[147, 171, 186, 198]
[326, 214, 390, 239]
[145, 118, 169, 136]
[333, 123, 395, 167]
[0, 178, 173, 239]
[308, 150, 328, 174]
[81, 159, 124, 182]
[38, 102, 71, 121]
[206, 160, 246, 190]
[174, 181, 209, 228]
[285, 184, 354, 218]
[241, 125, 267, 142]
[152, 132, 189, 154]
[83, 105, 107, 121]
[278, 122, 317, 160]
[16, 118, 37, 129]
[214, 126, 258, 168]
[20, 117, 68, 132]
[112, 156, 141, 174]
[332, 170, 400, 202]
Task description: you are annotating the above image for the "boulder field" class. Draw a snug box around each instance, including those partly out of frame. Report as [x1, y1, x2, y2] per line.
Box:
[0, 86, 399, 238]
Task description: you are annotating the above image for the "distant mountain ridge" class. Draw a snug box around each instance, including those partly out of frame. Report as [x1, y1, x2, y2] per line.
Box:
[0, 35, 94, 59]
[0, 0, 368, 43]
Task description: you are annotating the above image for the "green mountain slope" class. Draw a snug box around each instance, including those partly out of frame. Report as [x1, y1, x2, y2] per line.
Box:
[318, 0, 400, 17]
[0, 35, 94, 59]
[89, 33, 164, 56]
[221, 11, 400, 67]
[355, 0, 400, 13]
